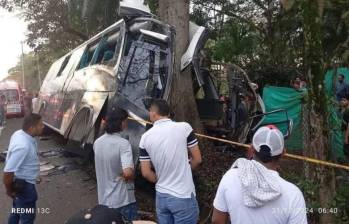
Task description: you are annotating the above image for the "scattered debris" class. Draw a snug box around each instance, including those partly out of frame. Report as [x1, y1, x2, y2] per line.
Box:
[40, 172, 50, 176]
[39, 136, 52, 141]
[81, 177, 92, 182]
[62, 150, 79, 158]
[40, 149, 62, 158]
[40, 161, 49, 166]
[64, 163, 79, 171]
[47, 169, 66, 176]
[40, 164, 56, 172]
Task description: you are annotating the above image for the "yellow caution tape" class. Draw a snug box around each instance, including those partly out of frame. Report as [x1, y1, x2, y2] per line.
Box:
[127, 117, 349, 171]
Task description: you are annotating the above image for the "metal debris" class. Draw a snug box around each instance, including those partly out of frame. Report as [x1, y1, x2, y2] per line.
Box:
[40, 148, 64, 158]
[39, 136, 52, 141]
[40, 164, 56, 172]
[40, 161, 49, 166]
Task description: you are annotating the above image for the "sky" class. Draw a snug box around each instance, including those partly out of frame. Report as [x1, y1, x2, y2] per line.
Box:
[0, 8, 30, 81]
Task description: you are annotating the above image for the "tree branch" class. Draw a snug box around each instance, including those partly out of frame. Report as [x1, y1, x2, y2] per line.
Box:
[203, 5, 266, 35]
[60, 22, 88, 41]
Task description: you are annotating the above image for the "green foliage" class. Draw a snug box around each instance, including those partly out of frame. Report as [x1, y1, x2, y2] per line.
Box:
[6, 52, 49, 91]
[190, 0, 348, 88]
[144, 0, 158, 15]
[332, 180, 349, 223]
[282, 167, 320, 223]
[211, 19, 260, 64]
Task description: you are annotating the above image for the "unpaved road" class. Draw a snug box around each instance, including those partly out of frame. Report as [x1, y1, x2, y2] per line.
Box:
[0, 118, 98, 223]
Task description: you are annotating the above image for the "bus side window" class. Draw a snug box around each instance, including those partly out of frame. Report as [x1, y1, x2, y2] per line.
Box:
[93, 31, 121, 66]
[56, 55, 71, 77]
[79, 45, 97, 70]
[77, 28, 121, 70]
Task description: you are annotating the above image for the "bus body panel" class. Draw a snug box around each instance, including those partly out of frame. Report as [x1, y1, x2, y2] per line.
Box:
[36, 15, 174, 149]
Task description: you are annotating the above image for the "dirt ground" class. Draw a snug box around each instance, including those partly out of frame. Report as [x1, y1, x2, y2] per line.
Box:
[0, 117, 159, 224]
[0, 118, 108, 223]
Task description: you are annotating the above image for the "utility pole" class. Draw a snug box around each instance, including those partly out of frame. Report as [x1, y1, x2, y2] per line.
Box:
[36, 54, 42, 88]
[21, 41, 25, 89]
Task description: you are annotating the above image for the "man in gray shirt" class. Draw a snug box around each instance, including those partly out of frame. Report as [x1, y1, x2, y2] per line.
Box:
[3, 113, 44, 224]
[93, 108, 137, 221]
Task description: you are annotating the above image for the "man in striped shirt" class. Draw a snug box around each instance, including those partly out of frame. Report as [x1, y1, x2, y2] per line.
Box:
[139, 99, 202, 224]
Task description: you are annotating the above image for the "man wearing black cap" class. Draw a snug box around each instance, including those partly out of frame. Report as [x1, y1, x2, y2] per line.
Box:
[212, 125, 307, 224]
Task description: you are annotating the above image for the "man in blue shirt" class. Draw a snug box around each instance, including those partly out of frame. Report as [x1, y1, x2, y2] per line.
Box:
[336, 74, 349, 101]
[3, 113, 44, 224]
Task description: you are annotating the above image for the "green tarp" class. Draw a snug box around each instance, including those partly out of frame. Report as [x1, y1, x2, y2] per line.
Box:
[262, 67, 349, 159]
[262, 86, 304, 150]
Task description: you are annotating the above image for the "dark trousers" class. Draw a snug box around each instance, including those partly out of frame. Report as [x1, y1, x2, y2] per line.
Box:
[114, 202, 138, 221]
[8, 182, 37, 224]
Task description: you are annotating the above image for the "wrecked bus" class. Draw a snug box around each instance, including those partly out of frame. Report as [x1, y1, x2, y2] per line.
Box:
[34, 1, 290, 157]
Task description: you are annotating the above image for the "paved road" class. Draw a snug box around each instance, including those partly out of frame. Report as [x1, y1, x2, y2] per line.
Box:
[0, 118, 98, 223]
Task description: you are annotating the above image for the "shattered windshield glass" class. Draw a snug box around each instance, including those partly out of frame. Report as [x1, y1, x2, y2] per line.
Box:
[119, 39, 169, 109]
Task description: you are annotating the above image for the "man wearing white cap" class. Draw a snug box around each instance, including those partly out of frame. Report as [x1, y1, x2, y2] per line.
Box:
[212, 125, 307, 224]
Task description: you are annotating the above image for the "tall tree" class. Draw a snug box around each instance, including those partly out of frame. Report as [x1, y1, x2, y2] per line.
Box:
[158, 0, 203, 130]
[296, 0, 348, 222]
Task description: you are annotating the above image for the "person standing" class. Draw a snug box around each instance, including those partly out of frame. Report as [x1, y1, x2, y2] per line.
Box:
[336, 74, 349, 102]
[31, 93, 39, 113]
[139, 99, 202, 224]
[212, 125, 307, 224]
[0, 94, 6, 127]
[3, 113, 44, 224]
[93, 108, 137, 221]
[340, 95, 349, 158]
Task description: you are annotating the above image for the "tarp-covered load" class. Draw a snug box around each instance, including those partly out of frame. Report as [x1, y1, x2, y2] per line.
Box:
[262, 67, 349, 159]
[262, 86, 304, 150]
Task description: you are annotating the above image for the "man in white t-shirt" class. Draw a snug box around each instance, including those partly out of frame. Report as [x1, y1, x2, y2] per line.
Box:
[139, 99, 202, 224]
[31, 93, 39, 113]
[212, 125, 307, 224]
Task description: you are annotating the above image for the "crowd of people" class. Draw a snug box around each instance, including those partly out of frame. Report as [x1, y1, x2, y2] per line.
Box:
[2, 99, 309, 224]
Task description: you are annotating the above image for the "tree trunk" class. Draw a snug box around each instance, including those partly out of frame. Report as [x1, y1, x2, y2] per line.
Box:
[301, 1, 336, 223]
[158, 0, 203, 131]
[158, 1, 214, 221]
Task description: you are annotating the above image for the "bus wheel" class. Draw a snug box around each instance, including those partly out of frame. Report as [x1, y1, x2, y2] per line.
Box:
[68, 109, 91, 143]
